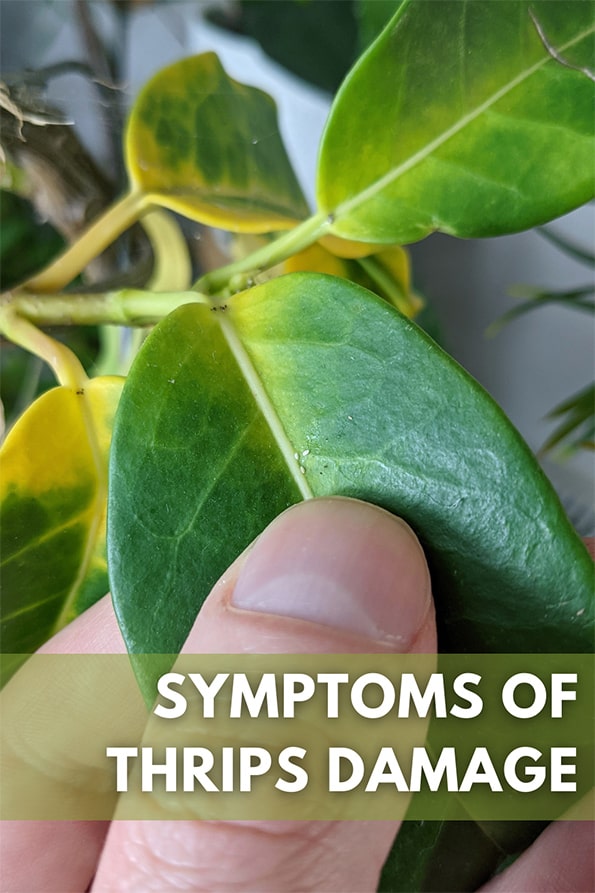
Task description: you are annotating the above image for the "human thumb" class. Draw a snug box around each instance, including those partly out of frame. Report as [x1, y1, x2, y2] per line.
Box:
[187, 496, 435, 655]
[94, 497, 436, 892]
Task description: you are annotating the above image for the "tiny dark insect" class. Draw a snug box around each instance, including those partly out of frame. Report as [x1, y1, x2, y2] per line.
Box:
[76, 388, 85, 395]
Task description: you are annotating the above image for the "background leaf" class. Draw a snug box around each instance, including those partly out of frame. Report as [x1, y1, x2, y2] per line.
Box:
[542, 382, 595, 455]
[209, 0, 359, 94]
[355, 0, 401, 50]
[109, 273, 593, 676]
[317, 0, 595, 244]
[0, 190, 64, 291]
[126, 52, 309, 232]
[1, 377, 123, 665]
[0, 190, 70, 423]
[285, 242, 423, 318]
[380, 814, 505, 892]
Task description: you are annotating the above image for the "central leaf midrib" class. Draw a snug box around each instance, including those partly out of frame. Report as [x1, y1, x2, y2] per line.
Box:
[332, 21, 595, 222]
[217, 314, 313, 501]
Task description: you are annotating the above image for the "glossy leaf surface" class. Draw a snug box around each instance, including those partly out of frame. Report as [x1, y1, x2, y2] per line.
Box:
[318, 0, 595, 243]
[108, 304, 303, 656]
[1, 377, 123, 658]
[109, 273, 593, 676]
[126, 53, 309, 232]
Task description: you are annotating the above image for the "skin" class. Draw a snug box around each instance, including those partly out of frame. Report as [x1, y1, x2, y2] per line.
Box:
[1, 498, 593, 892]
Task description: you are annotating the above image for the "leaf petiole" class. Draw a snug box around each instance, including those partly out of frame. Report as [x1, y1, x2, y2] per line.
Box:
[5, 287, 210, 330]
[24, 189, 148, 293]
[0, 306, 88, 389]
[194, 212, 330, 296]
[0, 286, 213, 381]
[357, 254, 420, 317]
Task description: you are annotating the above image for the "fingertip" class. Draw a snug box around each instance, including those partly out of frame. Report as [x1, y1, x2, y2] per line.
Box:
[184, 497, 436, 655]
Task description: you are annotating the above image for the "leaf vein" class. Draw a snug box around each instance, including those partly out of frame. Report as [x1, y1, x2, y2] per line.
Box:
[333, 21, 595, 220]
[219, 316, 314, 500]
[1, 504, 93, 568]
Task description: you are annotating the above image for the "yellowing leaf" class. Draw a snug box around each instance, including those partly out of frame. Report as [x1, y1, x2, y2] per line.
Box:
[286, 241, 422, 318]
[374, 245, 410, 295]
[0, 377, 123, 662]
[283, 243, 349, 278]
[318, 234, 388, 259]
[359, 244, 425, 318]
[126, 53, 309, 232]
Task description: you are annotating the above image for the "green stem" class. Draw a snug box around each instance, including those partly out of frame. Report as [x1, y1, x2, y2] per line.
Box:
[5, 288, 210, 328]
[358, 255, 412, 317]
[93, 325, 126, 377]
[122, 327, 149, 374]
[195, 212, 330, 295]
[88, 210, 193, 376]
[24, 189, 148, 293]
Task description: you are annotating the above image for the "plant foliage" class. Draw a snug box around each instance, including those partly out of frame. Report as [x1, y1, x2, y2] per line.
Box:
[1, 1, 593, 889]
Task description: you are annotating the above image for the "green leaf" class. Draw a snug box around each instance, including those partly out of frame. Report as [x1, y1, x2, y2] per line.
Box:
[284, 241, 424, 317]
[488, 283, 594, 336]
[220, 0, 359, 94]
[381, 809, 548, 891]
[356, 0, 401, 50]
[379, 815, 507, 892]
[109, 272, 593, 679]
[0, 190, 64, 290]
[538, 226, 595, 266]
[0, 377, 123, 666]
[542, 382, 595, 455]
[317, 0, 595, 244]
[109, 273, 593, 887]
[125, 52, 309, 232]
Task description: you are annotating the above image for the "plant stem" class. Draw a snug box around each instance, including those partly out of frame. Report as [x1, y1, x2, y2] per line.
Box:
[141, 209, 192, 291]
[357, 255, 422, 318]
[88, 211, 192, 375]
[4, 288, 210, 329]
[24, 189, 147, 293]
[93, 325, 126, 377]
[0, 306, 88, 388]
[195, 212, 330, 295]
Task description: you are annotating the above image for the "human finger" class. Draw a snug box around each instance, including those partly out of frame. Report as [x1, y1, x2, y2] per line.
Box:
[0, 596, 134, 893]
[93, 497, 436, 892]
[479, 817, 594, 893]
